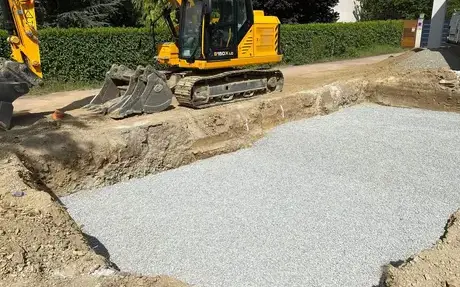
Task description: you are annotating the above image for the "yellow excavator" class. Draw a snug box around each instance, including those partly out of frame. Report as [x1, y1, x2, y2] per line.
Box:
[0, 0, 284, 129]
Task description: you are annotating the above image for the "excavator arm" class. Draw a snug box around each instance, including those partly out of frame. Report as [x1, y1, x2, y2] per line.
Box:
[0, 0, 43, 130]
[1, 0, 42, 78]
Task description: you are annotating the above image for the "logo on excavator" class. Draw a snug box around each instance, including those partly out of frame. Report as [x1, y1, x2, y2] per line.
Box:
[214, 51, 234, 57]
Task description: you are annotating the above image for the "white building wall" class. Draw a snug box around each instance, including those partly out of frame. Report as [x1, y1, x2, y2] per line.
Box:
[427, 0, 448, 48]
[334, 0, 357, 22]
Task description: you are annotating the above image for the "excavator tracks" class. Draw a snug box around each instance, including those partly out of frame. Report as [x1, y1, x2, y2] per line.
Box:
[85, 65, 284, 120]
[174, 69, 284, 109]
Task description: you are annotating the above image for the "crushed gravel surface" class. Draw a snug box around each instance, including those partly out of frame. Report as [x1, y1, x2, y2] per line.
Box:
[397, 48, 460, 70]
[63, 104, 460, 287]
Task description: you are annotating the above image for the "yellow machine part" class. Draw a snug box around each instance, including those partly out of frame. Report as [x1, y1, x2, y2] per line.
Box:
[156, 10, 282, 70]
[0, 0, 44, 130]
[6, 0, 42, 79]
[157, 42, 180, 66]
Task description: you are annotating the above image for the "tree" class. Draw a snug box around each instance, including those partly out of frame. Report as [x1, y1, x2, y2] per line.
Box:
[252, 0, 339, 24]
[448, 0, 460, 18]
[132, 0, 163, 25]
[131, 0, 179, 28]
[352, 0, 460, 21]
[34, 0, 140, 28]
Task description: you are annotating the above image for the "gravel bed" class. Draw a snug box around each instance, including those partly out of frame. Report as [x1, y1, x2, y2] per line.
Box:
[63, 104, 460, 287]
[397, 48, 460, 70]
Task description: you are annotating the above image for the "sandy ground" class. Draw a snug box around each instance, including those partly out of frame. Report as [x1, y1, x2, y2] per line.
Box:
[2, 50, 460, 287]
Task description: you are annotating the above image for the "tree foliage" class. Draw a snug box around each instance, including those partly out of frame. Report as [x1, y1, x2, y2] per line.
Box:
[132, 0, 341, 25]
[132, 0, 164, 25]
[252, 0, 339, 24]
[354, 0, 460, 21]
[353, 0, 431, 20]
[34, 0, 140, 28]
[448, 0, 460, 18]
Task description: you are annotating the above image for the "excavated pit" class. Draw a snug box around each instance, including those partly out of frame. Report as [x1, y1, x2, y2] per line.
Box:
[2, 53, 460, 286]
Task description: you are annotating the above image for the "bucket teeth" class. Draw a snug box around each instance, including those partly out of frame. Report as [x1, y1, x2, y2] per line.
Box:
[86, 64, 173, 119]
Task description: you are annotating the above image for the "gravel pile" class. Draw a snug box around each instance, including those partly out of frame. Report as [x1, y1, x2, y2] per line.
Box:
[397, 48, 460, 70]
[63, 104, 460, 287]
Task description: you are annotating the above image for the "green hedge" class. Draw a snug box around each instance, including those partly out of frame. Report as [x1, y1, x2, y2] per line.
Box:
[0, 20, 403, 82]
[38, 27, 167, 82]
[281, 20, 404, 64]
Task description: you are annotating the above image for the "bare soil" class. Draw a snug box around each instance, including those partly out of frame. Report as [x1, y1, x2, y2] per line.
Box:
[382, 210, 460, 287]
[2, 50, 460, 286]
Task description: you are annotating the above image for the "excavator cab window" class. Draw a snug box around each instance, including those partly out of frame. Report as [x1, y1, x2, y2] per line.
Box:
[179, 0, 254, 62]
[236, 0, 253, 42]
[179, 0, 204, 60]
[205, 0, 253, 61]
[208, 0, 235, 53]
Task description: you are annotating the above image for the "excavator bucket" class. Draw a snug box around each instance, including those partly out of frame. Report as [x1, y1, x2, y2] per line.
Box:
[85, 64, 173, 119]
[0, 81, 29, 130]
[0, 59, 42, 130]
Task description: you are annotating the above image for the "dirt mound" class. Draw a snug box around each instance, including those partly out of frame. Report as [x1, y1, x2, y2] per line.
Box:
[383, 210, 460, 287]
[366, 67, 460, 113]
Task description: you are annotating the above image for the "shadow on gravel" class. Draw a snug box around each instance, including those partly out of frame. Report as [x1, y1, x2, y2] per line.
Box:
[434, 46, 460, 70]
[60, 96, 94, 112]
[84, 232, 121, 271]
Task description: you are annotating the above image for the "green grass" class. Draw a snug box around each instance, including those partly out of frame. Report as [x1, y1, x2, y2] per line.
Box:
[28, 44, 407, 95]
[29, 80, 103, 96]
[348, 44, 407, 59]
[286, 44, 407, 67]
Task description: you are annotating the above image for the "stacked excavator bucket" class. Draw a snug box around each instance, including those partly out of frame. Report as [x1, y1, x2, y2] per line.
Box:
[85, 64, 173, 119]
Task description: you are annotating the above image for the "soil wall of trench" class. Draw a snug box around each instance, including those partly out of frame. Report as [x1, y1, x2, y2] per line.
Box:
[3, 69, 460, 198]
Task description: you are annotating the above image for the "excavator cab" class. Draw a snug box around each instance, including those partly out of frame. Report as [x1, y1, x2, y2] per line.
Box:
[179, 0, 252, 62]
[174, 0, 282, 68]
